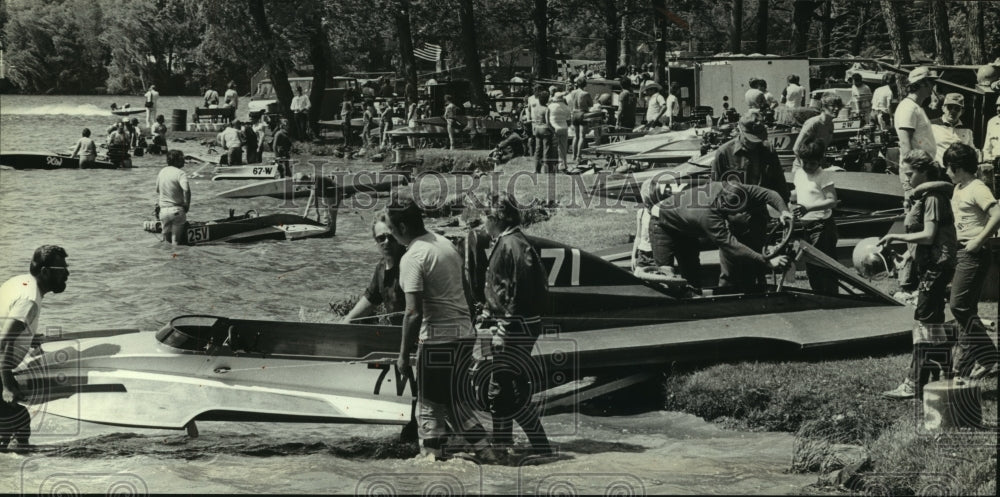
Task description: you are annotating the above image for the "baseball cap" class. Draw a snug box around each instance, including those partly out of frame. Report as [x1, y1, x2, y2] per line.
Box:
[907, 66, 938, 85]
[738, 115, 767, 142]
[942, 93, 964, 108]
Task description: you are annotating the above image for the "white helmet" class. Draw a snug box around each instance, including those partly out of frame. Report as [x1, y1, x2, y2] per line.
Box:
[852, 237, 893, 278]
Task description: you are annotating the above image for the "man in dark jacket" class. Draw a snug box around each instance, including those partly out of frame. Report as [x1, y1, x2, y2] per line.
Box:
[710, 115, 790, 201]
[480, 192, 552, 456]
[650, 181, 792, 293]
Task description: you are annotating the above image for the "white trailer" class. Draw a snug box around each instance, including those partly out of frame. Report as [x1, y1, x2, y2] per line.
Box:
[694, 56, 811, 116]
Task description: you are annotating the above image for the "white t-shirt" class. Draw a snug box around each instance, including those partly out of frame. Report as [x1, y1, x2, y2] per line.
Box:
[548, 102, 571, 131]
[793, 167, 835, 221]
[399, 232, 473, 341]
[0, 274, 42, 336]
[646, 93, 667, 123]
[291, 95, 311, 113]
[665, 94, 680, 118]
[224, 88, 239, 109]
[785, 83, 805, 109]
[931, 120, 975, 165]
[156, 165, 190, 209]
[952, 179, 998, 242]
[871, 85, 893, 113]
[894, 97, 936, 158]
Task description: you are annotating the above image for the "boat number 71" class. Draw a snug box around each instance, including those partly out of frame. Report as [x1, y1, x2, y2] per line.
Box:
[539, 248, 580, 286]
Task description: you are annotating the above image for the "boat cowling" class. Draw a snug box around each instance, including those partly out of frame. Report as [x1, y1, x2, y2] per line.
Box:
[156, 315, 233, 351]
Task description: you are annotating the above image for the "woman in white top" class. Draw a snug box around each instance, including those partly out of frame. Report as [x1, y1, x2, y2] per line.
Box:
[548, 92, 571, 171]
[792, 140, 839, 295]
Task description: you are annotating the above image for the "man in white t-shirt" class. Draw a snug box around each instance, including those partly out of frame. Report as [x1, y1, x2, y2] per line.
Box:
[849, 74, 872, 125]
[894, 66, 938, 206]
[385, 194, 487, 460]
[664, 82, 681, 128]
[156, 150, 191, 245]
[1, 245, 70, 449]
[290, 86, 312, 140]
[641, 81, 667, 129]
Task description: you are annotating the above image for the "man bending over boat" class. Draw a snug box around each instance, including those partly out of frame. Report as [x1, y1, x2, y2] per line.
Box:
[156, 150, 191, 245]
[385, 193, 490, 460]
[649, 182, 792, 293]
[1, 245, 70, 451]
[341, 217, 406, 325]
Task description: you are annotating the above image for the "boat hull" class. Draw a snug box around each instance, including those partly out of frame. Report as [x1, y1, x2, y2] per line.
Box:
[0, 152, 120, 170]
[216, 172, 409, 200]
[144, 212, 332, 244]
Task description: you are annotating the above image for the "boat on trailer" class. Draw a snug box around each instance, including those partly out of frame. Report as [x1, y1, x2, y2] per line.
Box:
[18, 226, 914, 432]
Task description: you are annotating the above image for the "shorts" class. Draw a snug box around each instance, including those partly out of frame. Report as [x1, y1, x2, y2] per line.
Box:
[571, 111, 586, 126]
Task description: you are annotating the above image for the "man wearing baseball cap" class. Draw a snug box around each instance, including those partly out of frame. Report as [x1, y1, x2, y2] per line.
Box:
[894, 66, 939, 212]
[711, 114, 789, 201]
[931, 93, 975, 164]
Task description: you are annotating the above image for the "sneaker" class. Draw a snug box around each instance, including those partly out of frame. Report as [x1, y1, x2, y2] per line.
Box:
[882, 379, 916, 399]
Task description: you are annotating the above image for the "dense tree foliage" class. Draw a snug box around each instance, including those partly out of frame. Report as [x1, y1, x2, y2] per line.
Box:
[1, 0, 997, 95]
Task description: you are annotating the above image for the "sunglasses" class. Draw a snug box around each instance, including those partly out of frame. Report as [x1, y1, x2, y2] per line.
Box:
[374, 233, 392, 243]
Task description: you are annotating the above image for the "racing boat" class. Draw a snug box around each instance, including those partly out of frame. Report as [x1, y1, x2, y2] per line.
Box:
[211, 163, 282, 181]
[17, 228, 914, 432]
[142, 210, 333, 244]
[217, 171, 409, 199]
[0, 151, 121, 170]
[596, 151, 905, 213]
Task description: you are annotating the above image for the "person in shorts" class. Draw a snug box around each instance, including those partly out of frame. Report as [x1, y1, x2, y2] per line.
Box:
[156, 150, 191, 245]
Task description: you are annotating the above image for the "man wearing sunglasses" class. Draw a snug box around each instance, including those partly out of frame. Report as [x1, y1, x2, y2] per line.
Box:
[341, 217, 406, 325]
[1, 245, 70, 450]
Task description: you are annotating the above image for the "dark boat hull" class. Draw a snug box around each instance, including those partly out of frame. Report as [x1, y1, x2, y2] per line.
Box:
[0, 151, 121, 170]
[144, 212, 333, 245]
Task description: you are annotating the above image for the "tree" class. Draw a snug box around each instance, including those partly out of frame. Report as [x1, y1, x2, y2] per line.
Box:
[533, 0, 549, 78]
[603, 0, 619, 77]
[756, 0, 768, 54]
[967, 1, 986, 64]
[247, 0, 296, 134]
[879, 0, 910, 64]
[789, 0, 818, 55]
[619, 0, 633, 67]
[392, 0, 418, 103]
[929, 0, 953, 64]
[457, 0, 487, 109]
[730, 0, 743, 53]
[818, 0, 832, 57]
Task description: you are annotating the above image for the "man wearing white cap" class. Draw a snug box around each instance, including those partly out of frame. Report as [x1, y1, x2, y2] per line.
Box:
[895, 66, 938, 208]
[930, 93, 975, 164]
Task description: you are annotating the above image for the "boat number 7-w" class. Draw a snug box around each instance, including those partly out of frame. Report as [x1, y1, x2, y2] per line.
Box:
[539, 248, 581, 286]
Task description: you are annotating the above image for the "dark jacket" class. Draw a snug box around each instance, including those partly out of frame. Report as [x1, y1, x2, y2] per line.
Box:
[710, 137, 790, 202]
[654, 182, 787, 271]
[484, 228, 549, 325]
[363, 260, 405, 325]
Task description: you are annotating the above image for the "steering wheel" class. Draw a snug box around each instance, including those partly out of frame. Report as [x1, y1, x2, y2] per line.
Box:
[762, 213, 795, 260]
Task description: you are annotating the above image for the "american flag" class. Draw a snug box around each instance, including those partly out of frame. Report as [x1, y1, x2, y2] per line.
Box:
[413, 42, 442, 62]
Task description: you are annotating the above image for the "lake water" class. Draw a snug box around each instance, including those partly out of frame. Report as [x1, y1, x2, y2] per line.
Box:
[0, 95, 814, 494]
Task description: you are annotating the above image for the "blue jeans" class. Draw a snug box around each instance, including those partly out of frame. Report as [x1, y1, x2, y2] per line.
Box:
[950, 247, 999, 376]
[533, 125, 555, 173]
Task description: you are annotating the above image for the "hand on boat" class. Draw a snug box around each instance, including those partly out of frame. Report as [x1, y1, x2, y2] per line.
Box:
[769, 255, 790, 271]
[791, 204, 808, 218]
[779, 210, 795, 226]
[877, 234, 895, 247]
[396, 354, 410, 372]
